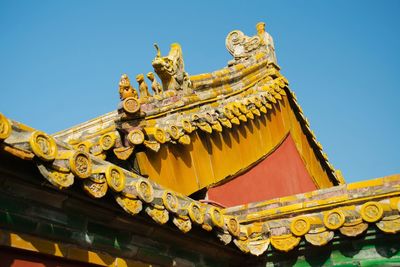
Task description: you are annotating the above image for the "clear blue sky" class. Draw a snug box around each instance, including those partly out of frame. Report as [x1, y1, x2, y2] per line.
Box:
[1, 0, 399, 183]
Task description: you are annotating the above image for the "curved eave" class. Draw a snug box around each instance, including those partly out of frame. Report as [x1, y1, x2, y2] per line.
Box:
[1, 114, 398, 257]
[0, 114, 243, 246]
[52, 52, 340, 187]
[225, 174, 400, 255]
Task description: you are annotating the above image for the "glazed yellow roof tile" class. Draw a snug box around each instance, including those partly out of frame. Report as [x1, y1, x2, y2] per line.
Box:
[225, 174, 400, 255]
[0, 114, 238, 244]
[2, 23, 399, 257]
[1, 113, 400, 257]
[53, 54, 339, 187]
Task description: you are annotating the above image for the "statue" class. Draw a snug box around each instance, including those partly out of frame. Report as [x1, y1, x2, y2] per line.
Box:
[152, 43, 192, 94]
[119, 74, 138, 100]
[226, 30, 262, 64]
[225, 22, 277, 65]
[136, 74, 151, 100]
[147, 72, 163, 95]
[256, 22, 277, 63]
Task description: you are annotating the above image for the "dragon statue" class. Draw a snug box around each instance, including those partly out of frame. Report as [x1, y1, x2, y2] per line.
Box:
[152, 43, 193, 94]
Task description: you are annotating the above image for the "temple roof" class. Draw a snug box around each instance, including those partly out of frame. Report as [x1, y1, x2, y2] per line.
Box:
[1, 113, 400, 257]
[1, 23, 399, 262]
[52, 45, 342, 194]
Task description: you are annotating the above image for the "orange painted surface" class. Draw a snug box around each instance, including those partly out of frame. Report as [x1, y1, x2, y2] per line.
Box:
[207, 134, 317, 207]
[0, 248, 92, 267]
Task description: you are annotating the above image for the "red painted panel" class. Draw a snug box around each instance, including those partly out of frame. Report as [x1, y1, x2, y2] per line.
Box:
[207, 134, 317, 207]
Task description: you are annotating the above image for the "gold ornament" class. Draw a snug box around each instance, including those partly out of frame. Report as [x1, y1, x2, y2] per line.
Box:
[230, 117, 240, 125]
[251, 108, 261, 117]
[127, 129, 145, 145]
[376, 216, 400, 234]
[70, 151, 92, 179]
[235, 102, 247, 114]
[197, 122, 212, 133]
[178, 135, 191, 145]
[136, 178, 154, 203]
[0, 113, 11, 140]
[113, 146, 134, 160]
[238, 114, 247, 122]
[143, 140, 160, 152]
[188, 202, 204, 224]
[246, 112, 254, 120]
[162, 191, 179, 213]
[99, 133, 115, 151]
[116, 196, 143, 216]
[227, 217, 240, 237]
[211, 122, 223, 132]
[270, 234, 301, 252]
[168, 125, 180, 140]
[209, 207, 224, 228]
[248, 238, 270, 256]
[323, 209, 345, 230]
[173, 216, 192, 233]
[218, 118, 232, 128]
[123, 97, 140, 114]
[105, 165, 125, 192]
[305, 229, 334, 246]
[339, 219, 368, 237]
[253, 97, 263, 108]
[37, 164, 74, 189]
[154, 128, 167, 144]
[182, 119, 194, 133]
[290, 217, 310, 236]
[223, 107, 234, 119]
[146, 206, 169, 225]
[233, 239, 250, 254]
[266, 93, 277, 104]
[83, 179, 107, 198]
[217, 231, 232, 245]
[360, 201, 384, 223]
[76, 142, 90, 153]
[29, 131, 58, 161]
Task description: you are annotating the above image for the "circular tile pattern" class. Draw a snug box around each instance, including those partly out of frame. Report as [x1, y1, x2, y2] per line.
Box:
[0, 113, 11, 140]
[361, 201, 384, 223]
[290, 217, 311, 236]
[105, 166, 126, 192]
[123, 97, 140, 114]
[29, 131, 58, 161]
[70, 151, 92, 179]
[323, 209, 345, 230]
[135, 178, 154, 203]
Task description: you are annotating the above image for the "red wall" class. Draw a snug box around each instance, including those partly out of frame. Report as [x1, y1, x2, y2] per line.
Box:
[207, 134, 317, 207]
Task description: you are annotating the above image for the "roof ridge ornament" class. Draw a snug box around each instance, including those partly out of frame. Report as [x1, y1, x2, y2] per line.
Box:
[151, 42, 193, 95]
[226, 22, 277, 65]
[118, 74, 138, 100]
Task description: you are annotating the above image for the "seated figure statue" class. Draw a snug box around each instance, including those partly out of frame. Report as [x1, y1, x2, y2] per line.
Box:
[256, 22, 277, 64]
[119, 74, 138, 100]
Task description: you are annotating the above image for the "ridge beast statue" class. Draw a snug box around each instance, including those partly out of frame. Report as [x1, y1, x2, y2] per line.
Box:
[152, 43, 193, 95]
[226, 21, 277, 65]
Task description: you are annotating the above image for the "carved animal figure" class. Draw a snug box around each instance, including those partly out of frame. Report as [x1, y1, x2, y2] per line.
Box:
[146, 72, 162, 95]
[119, 74, 138, 100]
[136, 74, 150, 99]
[151, 43, 192, 94]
